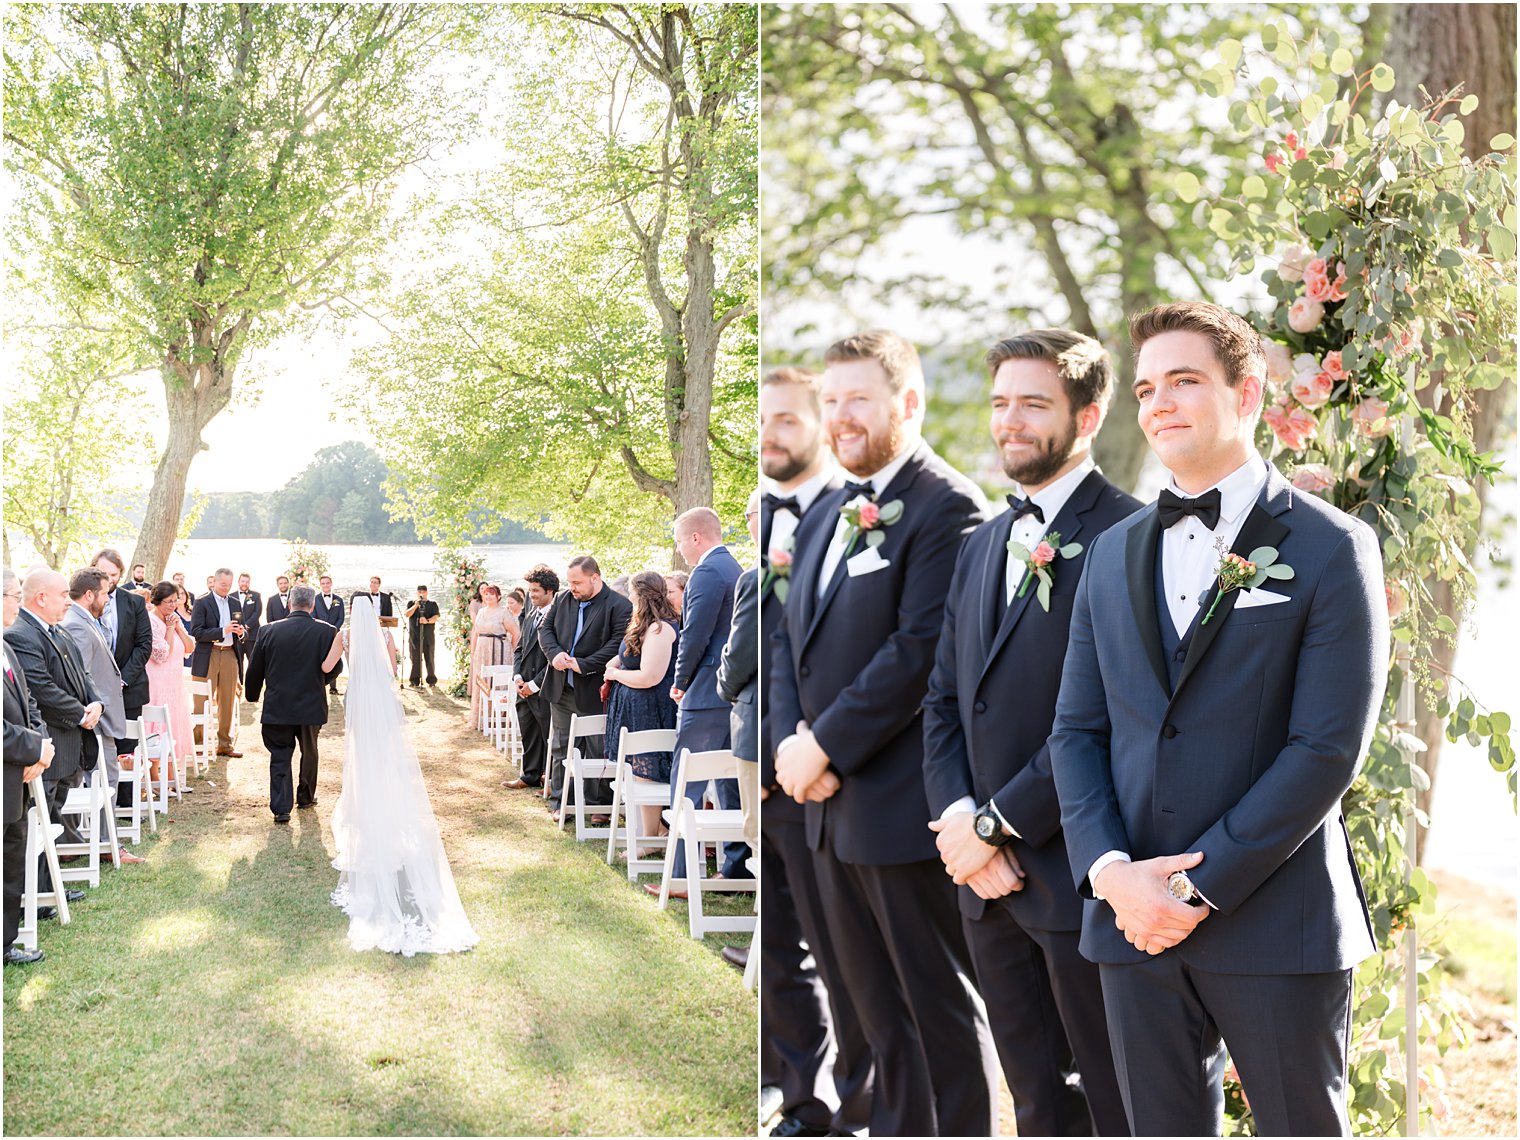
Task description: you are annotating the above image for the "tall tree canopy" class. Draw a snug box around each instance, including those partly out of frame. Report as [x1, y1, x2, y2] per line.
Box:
[4, 3, 480, 579]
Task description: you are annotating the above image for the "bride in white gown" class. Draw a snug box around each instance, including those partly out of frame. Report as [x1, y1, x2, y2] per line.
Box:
[330, 595, 479, 956]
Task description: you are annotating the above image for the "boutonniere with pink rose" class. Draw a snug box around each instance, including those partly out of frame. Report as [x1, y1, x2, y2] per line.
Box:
[762, 536, 795, 603]
[839, 495, 904, 559]
[1007, 530, 1082, 612]
[1202, 542, 1295, 625]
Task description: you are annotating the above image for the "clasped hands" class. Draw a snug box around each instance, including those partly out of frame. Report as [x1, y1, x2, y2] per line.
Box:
[551, 651, 581, 674]
[928, 810, 1026, 900]
[78, 700, 103, 731]
[22, 738, 55, 783]
[775, 723, 841, 803]
[1092, 851, 1210, 956]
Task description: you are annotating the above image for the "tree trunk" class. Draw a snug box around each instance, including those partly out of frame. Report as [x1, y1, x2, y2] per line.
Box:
[1382, 2, 1516, 849]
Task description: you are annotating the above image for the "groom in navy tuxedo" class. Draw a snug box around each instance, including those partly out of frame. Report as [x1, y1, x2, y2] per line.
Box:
[771, 330, 999, 1137]
[923, 329, 1138, 1137]
[1050, 302, 1387, 1136]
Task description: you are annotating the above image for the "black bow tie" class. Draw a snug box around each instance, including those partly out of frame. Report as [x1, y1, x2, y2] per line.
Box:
[1006, 495, 1045, 524]
[842, 480, 875, 501]
[1158, 487, 1223, 530]
[763, 492, 801, 517]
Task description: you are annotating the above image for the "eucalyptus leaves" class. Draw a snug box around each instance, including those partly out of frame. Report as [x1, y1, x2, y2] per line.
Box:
[1007, 531, 1082, 612]
[839, 496, 904, 560]
[1203, 545, 1295, 625]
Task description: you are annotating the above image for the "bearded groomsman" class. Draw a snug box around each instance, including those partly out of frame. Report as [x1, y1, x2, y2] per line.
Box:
[1050, 302, 1386, 1136]
[771, 330, 998, 1137]
[266, 576, 293, 623]
[757, 366, 869, 1140]
[235, 573, 262, 666]
[923, 330, 1138, 1136]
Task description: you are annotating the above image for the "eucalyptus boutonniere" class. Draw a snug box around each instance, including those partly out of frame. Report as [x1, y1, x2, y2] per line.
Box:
[1007, 531, 1082, 611]
[762, 537, 794, 603]
[1202, 543, 1295, 625]
[839, 495, 904, 559]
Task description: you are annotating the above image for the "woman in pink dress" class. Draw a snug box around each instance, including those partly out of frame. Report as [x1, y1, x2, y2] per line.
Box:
[467, 584, 519, 728]
[145, 581, 196, 781]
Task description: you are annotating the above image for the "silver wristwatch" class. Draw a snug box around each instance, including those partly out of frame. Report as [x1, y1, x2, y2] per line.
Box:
[1166, 870, 1206, 907]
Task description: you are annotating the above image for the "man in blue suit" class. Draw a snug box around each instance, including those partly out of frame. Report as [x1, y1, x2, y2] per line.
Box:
[654, 505, 745, 892]
[1049, 302, 1387, 1136]
[923, 328, 1139, 1137]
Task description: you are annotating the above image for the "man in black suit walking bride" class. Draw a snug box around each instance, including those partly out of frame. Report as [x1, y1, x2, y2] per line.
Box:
[243, 585, 344, 823]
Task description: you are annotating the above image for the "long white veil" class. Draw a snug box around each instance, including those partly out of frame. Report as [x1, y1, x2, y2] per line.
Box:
[330, 595, 478, 956]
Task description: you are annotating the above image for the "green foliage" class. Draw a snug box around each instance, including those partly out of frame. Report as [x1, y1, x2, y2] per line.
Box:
[436, 548, 489, 698]
[1200, 21, 1517, 1132]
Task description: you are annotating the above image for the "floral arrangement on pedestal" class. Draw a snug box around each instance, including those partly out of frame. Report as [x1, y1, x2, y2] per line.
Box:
[1185, 20, 1516, 1134]
[436, 548, 487, 698]
[283, 539, 330, 585]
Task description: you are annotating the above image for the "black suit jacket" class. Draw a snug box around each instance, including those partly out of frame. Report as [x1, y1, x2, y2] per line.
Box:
[923, 469, 1142, 929]
[266, 592, 291, 623]
[244, 612, 341, 727]
[717, 568, 759, 763]
[6, 612, 102, 783]
[314, 592, 345, 628]
[3, 641, 49, 823]
[515, 602, 553, 695]
[537, 584, 632, 712]
[105, 586, 153, 710]
[770, 440, 989, 865]
[189, 592, 252, 677]
[760, 473, 844, 822]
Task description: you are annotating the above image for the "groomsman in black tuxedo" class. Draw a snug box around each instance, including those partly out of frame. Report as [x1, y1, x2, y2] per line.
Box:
[8, 568, 102, 905]
[91, 549, 152, 761]
[4, 568, 54, 965]
[266, 576, 293, 623]
[923, 330, 1139, 1136]
[235, 573, 262, 678]
[1050, 302, 1387, 1136]
[538, 555, 631, 813]
[353, 576, 393, 619]
[128, 564, 149, 591]
[771, 330, 999, 1137]
[757, 366, 868, 1139]
[314, 576, 345, 693]
[504, 565, 558, 790]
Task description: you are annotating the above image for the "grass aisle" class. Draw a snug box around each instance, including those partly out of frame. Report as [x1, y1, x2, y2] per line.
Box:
[4, 685, 756, 1137]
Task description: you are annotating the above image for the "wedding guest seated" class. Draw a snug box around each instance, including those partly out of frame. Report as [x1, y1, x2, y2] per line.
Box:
[146, 582, 196, 784]
[602, 571, 681, 856]
[664, 571, 688, 618]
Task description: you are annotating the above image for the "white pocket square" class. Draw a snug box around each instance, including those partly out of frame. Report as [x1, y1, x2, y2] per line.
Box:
[846, 547, 891, 577]
[1234, 587, 1291, 609]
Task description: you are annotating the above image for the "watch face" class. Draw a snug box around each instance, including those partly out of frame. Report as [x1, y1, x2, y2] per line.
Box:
[1167, 873, 1191, 902]
[975, 813, 994, 839]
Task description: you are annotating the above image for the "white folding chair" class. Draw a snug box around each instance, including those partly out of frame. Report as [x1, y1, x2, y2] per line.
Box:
[656, 748, 758, 940]
[140, 703, 179, 813]
[605, 726, 676, 880]
[115, 716, 157, 842]
[186, 681, 215, 777]
[476, 665, 514, 735]
[17, 776, 71, 950]
[558, 713, 615, 837]
[55, 751, 116, 888]
[487, 672, 520, 758]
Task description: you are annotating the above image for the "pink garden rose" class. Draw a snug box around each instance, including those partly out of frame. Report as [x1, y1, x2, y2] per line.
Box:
[1263, 401, 1318, 450]
[1289, 368, 1334, 410]
[769, 547, 792, 569]
[1385, 581, 1408, 621]
[1290, 463, 1336, 493]
[1320, 349, 1349, 382]
[1352, 396, 1391, 438]
[1287, 297, 1324, 333]
[1277, 244, 1312, 283]
[1031, 541, 1056, 567]
[1386, 317, 1424, 358]
[857, 502, 881, 528]
[1328, 261, 1349, 302]
[1264, 340, 1294, 385]
[1302, 257, 1333, 302]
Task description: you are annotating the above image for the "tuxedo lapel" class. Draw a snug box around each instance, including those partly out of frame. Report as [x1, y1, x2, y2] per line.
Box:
[979, 511, 1016, 655]
[1125, 508, 1172, 697]
[1170, 482, 1293, 703]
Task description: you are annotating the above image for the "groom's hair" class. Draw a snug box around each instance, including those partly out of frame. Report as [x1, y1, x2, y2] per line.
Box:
[1129, 302, 1266, 390]
[986, 328, 1114, 415]
[824, 330, 923, 396]
[288, 584, 317, 611]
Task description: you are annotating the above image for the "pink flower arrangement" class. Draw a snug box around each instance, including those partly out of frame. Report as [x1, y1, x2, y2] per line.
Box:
[1303, 258, 1333, 302]
[1320, 349, 1349, 382]
[1352, 396, 1392, 438]
[1264, 401, 1319, 450]
[1287, 297, 1324, 333]
[857, 502, 881, 528]
[1031, 541, 1056, 567]
[769, 547, 792, 569]
[1291, 463, 1336, 493]
[1289, 369, 1334, 410]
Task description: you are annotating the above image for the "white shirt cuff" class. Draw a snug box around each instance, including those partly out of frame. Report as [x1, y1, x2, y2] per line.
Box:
[1087, 850, 1131, 899]
[775, 733, 800, 758]
[986, 799, 1020, 839]
[940, 796, 976, 820]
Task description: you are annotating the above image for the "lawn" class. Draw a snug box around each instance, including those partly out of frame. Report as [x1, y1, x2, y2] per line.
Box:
[4, 686, 756, 1137]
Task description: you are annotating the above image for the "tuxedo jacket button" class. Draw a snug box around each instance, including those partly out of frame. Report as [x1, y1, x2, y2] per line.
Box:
[973, 700, 987, 714]
[1162, 724, 1178, 739]
[799, 664, 811, 678]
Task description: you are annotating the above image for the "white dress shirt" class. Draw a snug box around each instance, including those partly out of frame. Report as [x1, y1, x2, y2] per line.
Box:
[816, 441, 917, 597]
[1085, 452, 1266, 902]
[764, 466, 837, 560]
[213, 592, 233, 645]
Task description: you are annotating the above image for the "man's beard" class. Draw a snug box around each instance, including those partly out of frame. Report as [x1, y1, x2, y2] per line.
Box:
[834, 405, 907, 477]
[762, 439, 821, 483]
[1001, 415, 1080, 486]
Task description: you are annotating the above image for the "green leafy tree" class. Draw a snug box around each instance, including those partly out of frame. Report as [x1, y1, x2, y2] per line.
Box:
[3, 4, 481, 580]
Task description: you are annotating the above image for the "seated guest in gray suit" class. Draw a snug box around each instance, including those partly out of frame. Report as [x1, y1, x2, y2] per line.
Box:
[1049, 301, 1387, 1137]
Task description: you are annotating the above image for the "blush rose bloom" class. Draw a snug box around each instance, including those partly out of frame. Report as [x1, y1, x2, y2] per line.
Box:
[1290, 369, 1334, 410]
[1264, 340, 1294, 384]
[1353, 396, 1392, 438]
[1291, 463, 1336, 493]
[1264, 402, 1318, 450]
[1288, 297, 1324, 333]
[1321, 349, 1349, 382]
[1302, 257, 1333, 302]
[857, 502, 881, 527]
[769, 548, 792, 569]
[1328, 261, 1349, 302]
[1277, 244, 1312, 283]
[1031, 541, 1056, 567]
[1385, 581, 1408, 621]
